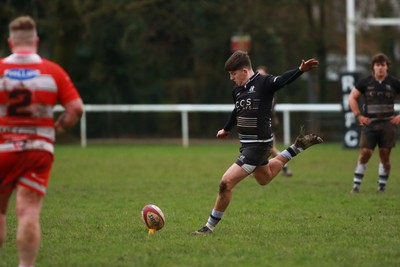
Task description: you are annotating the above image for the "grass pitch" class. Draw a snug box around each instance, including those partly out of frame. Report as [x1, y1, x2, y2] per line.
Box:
[1, 143, 400, 267]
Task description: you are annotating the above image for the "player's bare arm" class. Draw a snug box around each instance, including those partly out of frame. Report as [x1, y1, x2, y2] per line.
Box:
[55, 98, 84, 133]
[348, 88, 371, 126]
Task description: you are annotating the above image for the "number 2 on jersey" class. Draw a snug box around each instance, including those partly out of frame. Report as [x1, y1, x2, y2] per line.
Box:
[7, 88, 32, 116]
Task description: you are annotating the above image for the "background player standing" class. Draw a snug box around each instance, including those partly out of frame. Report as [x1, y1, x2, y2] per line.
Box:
[0, 16, 84, 267]
[349, 53, 400, 193]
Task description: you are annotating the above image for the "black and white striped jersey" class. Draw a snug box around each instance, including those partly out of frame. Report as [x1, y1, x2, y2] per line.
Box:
[224, 68, 303, 143]
[355, 75, 400, 120]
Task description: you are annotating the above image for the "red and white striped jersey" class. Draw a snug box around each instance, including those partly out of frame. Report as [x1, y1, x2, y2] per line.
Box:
[0, 52, 81, 153]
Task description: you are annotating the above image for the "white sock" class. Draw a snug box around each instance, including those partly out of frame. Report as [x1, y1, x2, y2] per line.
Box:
[206, 209, 224, 231]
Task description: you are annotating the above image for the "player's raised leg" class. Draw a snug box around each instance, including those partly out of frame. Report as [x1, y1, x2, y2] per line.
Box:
[253, 130, 323, 185]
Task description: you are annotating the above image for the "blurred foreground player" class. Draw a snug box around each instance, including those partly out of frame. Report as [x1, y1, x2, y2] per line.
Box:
[0, 16, 83, 266]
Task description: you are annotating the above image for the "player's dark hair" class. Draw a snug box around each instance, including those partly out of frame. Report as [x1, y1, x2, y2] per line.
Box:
[225, 50, 252, 71]
[371, 53, 391, 69]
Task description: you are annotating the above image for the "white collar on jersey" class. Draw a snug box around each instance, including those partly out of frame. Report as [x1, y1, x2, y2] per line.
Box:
[3, 53, 42, 64]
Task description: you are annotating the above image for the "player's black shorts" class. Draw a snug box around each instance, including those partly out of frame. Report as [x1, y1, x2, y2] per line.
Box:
[360, 120, 397, 149]
[235, 142, 273, 174]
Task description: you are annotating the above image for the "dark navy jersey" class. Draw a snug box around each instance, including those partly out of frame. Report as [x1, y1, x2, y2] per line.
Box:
[224, 67, 303, 143]
[355, 75, 400, 120]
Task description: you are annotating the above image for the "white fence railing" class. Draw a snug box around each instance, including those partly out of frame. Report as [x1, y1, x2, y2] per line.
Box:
[56, 103, 354, 147]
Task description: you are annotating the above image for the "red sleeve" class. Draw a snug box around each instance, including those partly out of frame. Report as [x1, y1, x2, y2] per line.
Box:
[44, 59, 81, 105]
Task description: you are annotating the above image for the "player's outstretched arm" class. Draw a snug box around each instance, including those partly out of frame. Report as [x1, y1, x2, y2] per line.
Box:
[271, 58, 319, 89]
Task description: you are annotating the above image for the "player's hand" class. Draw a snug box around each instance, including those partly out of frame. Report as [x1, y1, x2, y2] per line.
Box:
[390, 115, 400, 125]
[216, 129, 229, 138]
[299, 58, 319, 72]
[54, 122, 66, 135]
[357, 115, 371, 126]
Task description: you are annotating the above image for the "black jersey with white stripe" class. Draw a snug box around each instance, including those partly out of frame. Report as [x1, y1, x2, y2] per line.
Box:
[224, 68, 303, 143]
[355, 75, 400, 120]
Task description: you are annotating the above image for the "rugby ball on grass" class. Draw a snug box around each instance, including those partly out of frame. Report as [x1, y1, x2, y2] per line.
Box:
[141, 204, 165, 231]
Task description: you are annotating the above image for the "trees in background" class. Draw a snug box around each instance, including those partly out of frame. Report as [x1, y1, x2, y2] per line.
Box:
[0, 0, 399, 139]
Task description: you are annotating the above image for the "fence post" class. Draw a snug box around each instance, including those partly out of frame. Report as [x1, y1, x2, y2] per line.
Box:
[283, 110, 290, 145]
[181, 111, 189, 147]
[80, 110, 87, 148]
